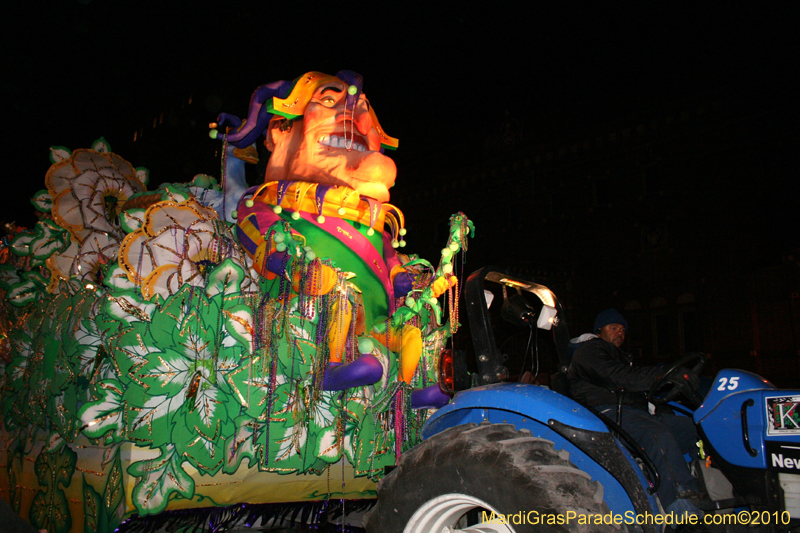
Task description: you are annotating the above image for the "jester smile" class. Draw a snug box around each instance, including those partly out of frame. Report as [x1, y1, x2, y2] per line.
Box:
[319, 134, 369, 152]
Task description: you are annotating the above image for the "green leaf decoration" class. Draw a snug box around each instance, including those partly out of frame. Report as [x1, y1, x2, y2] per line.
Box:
[0, 264, 22, 290]
[42, 303, 77, 394]
[91, 137, 111, 153]
[352, 410, 396, 478]
[314, 425, 340, 463]
[112, 286, 250, 471]
[205, 258, 245, 298]
[123, 389, 183, 448]
[390, 306, 416, 328]
[119, 208, 146, 234]
[103, 451, 125, 528]
[127, 445, 194, 516]
[29, 220, 71, 260]
[79, 380, 127, 443]
[225, 354, 279, 419]
[175, 390, 233, 475]
[30, 443, 77, 533]
[134, 345, 195, 398]
[102, 264, 138, 291]
[222, 304, 254, 354]
[82, 477, 104, 533]
[9, 468, 23, 514]
[310, 393, 363, 466]
[263, 382, 321, 474]
[6, 352, 33, 420]
[82, 448, 125, 532]
[340, 396, 368, 465]
[6, 275, 46, 307]
[264, 305, 318, 379]
[310, 390, 338, 431]
[103, 291, 156, 326]
[47, 388, 78, 441]
[149, 285, 195, 339]
[6, 290, 99, 441]
[108, 323, 154, 379]
[226, 381, 318, 475]
[31, 189, 54, 213]
[223, 414, 265, 473]
[26, 269, 50, 288]
[9, 231, 35, 257]
[49, 145, 71, 163]
[155, 183, 192, 203]
[12, 388, 46, 428]
[135, 167, 150, 186]
[72, 318, 111, 385]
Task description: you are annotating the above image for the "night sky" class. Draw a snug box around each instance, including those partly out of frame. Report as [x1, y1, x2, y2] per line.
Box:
[4, 2, 798, 243]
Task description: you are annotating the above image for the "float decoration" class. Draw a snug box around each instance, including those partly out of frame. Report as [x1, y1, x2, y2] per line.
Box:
[1, 68, 473, 533]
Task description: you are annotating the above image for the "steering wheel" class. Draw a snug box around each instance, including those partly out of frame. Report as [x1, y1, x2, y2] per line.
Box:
[647, 352, 706, 407]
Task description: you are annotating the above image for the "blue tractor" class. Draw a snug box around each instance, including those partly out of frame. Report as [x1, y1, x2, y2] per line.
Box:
[363, 267, 800, 532]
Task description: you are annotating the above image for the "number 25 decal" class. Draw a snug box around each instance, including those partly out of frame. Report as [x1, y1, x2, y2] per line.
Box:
[717, 377, 739, 391]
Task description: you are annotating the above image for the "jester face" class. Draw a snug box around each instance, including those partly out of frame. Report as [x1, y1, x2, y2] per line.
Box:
[264, 78, 396, 203]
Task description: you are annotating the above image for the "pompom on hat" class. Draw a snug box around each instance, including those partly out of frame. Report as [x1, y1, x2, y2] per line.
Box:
[594, 308, 628, 334]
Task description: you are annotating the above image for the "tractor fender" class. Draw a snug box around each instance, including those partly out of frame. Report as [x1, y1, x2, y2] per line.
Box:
[423, 382, 608, 440]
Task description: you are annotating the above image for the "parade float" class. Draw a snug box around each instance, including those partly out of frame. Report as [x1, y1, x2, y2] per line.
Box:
[0, 71, 472, 532]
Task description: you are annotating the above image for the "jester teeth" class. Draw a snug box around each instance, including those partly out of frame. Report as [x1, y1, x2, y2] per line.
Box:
[319, 134, 367, 152]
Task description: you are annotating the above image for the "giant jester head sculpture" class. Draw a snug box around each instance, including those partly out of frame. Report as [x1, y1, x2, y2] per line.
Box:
[215, 71, 399, 203]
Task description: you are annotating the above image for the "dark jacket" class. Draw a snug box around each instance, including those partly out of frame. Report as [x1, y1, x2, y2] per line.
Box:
[567, 337, 662, 408]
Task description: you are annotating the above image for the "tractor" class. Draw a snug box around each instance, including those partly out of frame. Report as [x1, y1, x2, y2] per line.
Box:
[363, 267, 800, 533]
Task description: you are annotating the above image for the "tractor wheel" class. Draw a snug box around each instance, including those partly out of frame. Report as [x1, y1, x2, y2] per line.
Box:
[363, 422, 621, 533]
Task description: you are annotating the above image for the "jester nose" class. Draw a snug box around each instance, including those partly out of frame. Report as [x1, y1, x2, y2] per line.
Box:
[353, 105, 372, 135]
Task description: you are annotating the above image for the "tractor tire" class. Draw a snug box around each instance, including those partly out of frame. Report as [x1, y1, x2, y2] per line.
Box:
[363, 422, 621, 533]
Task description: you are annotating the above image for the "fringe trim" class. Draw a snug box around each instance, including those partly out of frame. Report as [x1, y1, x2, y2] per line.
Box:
[114, 499, 374, 533]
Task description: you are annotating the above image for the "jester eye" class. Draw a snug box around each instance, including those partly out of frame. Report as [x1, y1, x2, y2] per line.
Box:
[320, 96, 336, 106]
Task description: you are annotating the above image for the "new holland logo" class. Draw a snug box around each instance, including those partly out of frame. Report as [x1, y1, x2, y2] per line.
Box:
[771, 453, 800, 470]
[766, 442, 800, 472]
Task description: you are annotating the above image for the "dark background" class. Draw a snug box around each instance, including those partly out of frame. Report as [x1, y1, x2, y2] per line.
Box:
[3, 2, 799, 384]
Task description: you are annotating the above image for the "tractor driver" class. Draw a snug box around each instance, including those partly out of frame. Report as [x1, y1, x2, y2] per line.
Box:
[568, 308, 707, 526]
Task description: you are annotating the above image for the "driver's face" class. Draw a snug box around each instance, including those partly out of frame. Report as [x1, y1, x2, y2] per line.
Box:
[264, 79, 396, 202]
[599, 323, 626, 347]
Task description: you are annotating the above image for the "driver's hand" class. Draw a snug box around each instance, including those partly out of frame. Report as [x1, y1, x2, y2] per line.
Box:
[666, 366, 700, 391]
